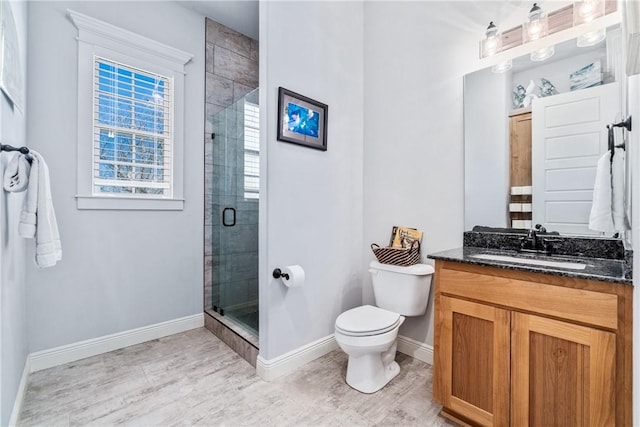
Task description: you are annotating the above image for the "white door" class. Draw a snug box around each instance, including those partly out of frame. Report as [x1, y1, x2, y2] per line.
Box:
[532, 83, 619, 235]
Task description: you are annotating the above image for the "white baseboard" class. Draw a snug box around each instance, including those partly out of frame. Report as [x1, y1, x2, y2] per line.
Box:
[256, 334, 432, 382]
[29, 313, 204, 372]
[8, 357, 30, 427]
[397, 335, 434, 365]
[256, 334, 338, 381]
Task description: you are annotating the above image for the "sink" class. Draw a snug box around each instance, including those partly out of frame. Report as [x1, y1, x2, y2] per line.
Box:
[471, 253, 587, 270]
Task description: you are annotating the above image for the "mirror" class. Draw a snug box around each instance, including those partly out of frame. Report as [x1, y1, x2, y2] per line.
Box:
[464, 25, 629, 238]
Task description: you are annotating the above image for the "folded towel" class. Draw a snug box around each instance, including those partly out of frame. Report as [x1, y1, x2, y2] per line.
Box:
[589, 151, 615, 233]
[18, 150, 62, 268]
[3, 153, 31, 192]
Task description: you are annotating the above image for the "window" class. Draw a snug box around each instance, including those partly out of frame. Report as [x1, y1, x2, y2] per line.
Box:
[243, 100, 260, 199]
[94, 58, 172, 197]
[70, 10, 192, 210]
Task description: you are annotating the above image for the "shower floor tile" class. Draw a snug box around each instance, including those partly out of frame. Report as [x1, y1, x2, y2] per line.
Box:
[226, 307, 258, 335]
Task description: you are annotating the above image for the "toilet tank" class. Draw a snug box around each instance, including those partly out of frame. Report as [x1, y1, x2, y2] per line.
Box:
[369, 261, 434, 316]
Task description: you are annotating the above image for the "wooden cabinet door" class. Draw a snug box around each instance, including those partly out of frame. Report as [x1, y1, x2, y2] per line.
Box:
[511, 313, 616, 426]
[437, 296, 510, 426]
[509, 112, 532, 188]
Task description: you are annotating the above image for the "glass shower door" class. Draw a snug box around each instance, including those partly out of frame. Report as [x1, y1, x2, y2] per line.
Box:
[210, 89, 259, 336]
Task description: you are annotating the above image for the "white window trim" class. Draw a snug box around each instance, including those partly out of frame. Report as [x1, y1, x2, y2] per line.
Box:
[69, 9, 193, 210]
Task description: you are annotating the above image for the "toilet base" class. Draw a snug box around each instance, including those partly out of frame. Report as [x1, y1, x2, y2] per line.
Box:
[345, 342, 400, 393]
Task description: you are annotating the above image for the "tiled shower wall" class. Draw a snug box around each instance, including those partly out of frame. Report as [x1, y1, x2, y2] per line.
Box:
[204, 19, 259, 315]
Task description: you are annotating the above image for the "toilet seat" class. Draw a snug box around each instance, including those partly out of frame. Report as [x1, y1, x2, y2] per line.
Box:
[335, 305, 402, 337]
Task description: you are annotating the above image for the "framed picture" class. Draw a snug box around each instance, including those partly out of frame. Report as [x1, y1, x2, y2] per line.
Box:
[277, 87, 328, 151]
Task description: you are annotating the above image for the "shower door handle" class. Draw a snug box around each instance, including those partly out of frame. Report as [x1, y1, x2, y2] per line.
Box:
[222, 207, 236, 227]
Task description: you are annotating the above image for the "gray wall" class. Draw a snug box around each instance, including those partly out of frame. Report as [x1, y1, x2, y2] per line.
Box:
[362, 1, 476, 346]
[25, 1, 204, 352]
[259, 1, 364, 360]
[0, 2, 29, 425]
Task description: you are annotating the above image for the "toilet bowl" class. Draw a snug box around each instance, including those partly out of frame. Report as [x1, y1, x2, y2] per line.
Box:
[334, 261, 434, 393]
[335, 305, 406, 393]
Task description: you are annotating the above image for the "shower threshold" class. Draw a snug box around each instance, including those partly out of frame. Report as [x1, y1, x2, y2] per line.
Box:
[206, 308, 258, 348]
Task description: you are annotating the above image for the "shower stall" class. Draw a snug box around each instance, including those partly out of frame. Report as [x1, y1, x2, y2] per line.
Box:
[207, 88, 259, 338]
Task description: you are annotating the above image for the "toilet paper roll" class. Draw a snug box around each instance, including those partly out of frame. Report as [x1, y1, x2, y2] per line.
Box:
[282, 265, 305, 288]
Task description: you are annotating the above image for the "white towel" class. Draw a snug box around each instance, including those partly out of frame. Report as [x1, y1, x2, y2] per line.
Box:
[19, 152, 38, 238]
[589, 149, 630, 233]
[18, 150, 62, 268]
[589, 151, 614, 233]
[611, 147, 630, 231]
[3, 153, 31, 192]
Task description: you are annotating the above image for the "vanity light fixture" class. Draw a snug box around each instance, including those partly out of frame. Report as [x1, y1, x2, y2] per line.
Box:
[577, 28, 606, 46]
[477, 1, 616, 66]
[481, 21, 501, 58]
[492, 60, 513, 73]
[574, 0, 606, 46]
[530, 46, 555, 61]
[523, 3, 548, 43]
[480, 21, 513, 73]
[524, 3, 555, 62]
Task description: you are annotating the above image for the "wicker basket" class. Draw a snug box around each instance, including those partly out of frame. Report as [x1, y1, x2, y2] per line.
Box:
[370, 240, 420, 266]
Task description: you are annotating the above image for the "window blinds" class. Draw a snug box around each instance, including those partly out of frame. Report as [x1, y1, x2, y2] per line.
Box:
[244, 100, 260, 199]
[93, 57, 173, 197]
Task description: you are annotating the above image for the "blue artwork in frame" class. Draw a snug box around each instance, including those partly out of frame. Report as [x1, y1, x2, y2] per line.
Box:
[277, 87, 328, 151]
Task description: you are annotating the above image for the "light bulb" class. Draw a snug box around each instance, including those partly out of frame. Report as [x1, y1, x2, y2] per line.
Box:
[524, 3, 548, 43]
[485, 38, 498, 55]
[573, 0, 604, 25]
[481, 22, 502, 58]
[528, 20, 542, 40]
[579, 1, 596, 19]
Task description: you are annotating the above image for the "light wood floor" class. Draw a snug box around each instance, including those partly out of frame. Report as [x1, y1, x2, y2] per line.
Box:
[18, 328, 456, 426]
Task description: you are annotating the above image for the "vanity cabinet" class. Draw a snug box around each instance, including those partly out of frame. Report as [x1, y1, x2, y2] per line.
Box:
[433, 261, 632, 427]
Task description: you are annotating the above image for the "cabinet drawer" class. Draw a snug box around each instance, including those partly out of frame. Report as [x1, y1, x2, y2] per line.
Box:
[438, 267, 618, 330]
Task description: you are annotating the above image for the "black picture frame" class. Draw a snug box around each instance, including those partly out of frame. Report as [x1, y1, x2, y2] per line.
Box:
[277, 87, 328, 151]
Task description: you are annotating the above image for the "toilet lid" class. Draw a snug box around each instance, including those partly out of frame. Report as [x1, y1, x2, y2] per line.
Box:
[335, 305, 401, 336]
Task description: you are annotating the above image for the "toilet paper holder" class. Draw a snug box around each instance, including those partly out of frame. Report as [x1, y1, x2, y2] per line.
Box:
[272, 268, 290, 280]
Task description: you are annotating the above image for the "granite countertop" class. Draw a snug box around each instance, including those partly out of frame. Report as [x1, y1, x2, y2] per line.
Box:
[428, 246, 632, 285]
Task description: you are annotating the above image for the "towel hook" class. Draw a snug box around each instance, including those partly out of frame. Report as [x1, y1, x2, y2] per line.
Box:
[1, 143, 33, 164]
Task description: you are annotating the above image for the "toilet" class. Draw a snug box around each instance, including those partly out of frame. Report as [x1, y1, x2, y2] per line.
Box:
[334, 261, 434, 393]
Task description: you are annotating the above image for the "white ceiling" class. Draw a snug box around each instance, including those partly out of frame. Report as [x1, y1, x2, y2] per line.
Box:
[175, 0, 545, 44]
[173, 1, 588, 51]
[178, 0, 259, 40]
